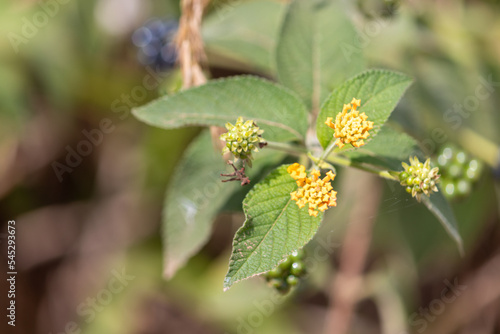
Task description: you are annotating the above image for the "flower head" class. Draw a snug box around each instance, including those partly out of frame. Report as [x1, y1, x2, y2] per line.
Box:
[287, 163, 337, 217]
[220, 117, 266, 164]
[399, 156, 440, 201]
[325, 98, 374, 149]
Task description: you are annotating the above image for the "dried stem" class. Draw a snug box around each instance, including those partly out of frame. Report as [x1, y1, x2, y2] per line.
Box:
[176, 0, 209, 88]
[176, 0, 225, 146]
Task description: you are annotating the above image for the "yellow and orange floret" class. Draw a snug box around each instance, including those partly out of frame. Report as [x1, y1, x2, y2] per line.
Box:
[286, 163, 337, 217]
[325, 98, 374, 149]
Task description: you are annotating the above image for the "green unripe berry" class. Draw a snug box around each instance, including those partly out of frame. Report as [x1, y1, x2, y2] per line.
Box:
[406, 176, 414, 185]
[443, 180, 455, 197]
[437, 155, 448, 167]
[279, 257, 293, 270]
[466, 168, 479, 181]
[267, 266, 283, 278]
[290, 250, 304, 262]
[417, 162, 424, 169]
[442, 147, 453, 159]
[448, 163, 462, 178]
[399, 172, 409, 182]
[455, 151, 467, 165]
[406, 186, 412, 194]
[413, 177, 421, 186]
[408, 167, 415, 174]
[422, 183, 430, 191]
[456, 179, 471, 196]
[468, 159, 480, 171]
[290, 262, 305, 276]
[286, 275, 300, 286]
[269, 278, 285, 289]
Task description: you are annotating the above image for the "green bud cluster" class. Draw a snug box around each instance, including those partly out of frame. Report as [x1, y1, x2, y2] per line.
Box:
[263, 249, 306, 294]
[399, 156, 440, 201]
[220, 117, 266, 165]
[434, 145, 483, 200]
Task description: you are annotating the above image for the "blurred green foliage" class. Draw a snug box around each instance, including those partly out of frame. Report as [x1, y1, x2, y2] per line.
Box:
[0, 1, 499, 334]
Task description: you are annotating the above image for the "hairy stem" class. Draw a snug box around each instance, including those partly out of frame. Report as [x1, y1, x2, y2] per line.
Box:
[326, 154, 399, 181]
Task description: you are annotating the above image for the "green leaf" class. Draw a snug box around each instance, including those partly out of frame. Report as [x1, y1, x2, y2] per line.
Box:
[276, 0, 365, 111]
[162, 131, 285, 278]
[224, 165, 323, 290]
[421, 190, 464, 256]
[202, 0, 285, 74]
[316, 69, 413, 149]
[133, 76, 308, 143]
[341, 125, 420, 170]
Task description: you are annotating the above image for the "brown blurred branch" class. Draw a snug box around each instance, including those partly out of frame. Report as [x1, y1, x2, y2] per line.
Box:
[425, 253, 500, 334]
[176, 0, 209, 88]
[323, 172, 382, 334]
[176, 0, 225, 148]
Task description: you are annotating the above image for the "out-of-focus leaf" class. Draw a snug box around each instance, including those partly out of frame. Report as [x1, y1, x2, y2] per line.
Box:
[202, 0, 285, 74]
[276, 0, 364, 111]
[421, 189, 464, 255]
[163, 131, 285, 278]
[317, 69, 412, 149]
[224, 164, 322, 290]
[132, 76, 309, 143]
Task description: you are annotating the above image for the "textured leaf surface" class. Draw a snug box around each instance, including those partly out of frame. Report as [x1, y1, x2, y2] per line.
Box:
[317, 69, 413, 149]
[163, 131, 284, 278]
[422, 190, 464, 255]
[342, 125, 420, 170]
[133, 76, 308, 143]
[202, 0, 285, 74]
[276, 0, 364, 111]
[224, 165, 323, 290]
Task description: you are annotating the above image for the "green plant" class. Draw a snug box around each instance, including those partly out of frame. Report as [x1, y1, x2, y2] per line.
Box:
[132, 0, 464, 292]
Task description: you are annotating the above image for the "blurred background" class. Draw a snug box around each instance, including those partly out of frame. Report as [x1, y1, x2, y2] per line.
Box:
[0, 0, 500, 333]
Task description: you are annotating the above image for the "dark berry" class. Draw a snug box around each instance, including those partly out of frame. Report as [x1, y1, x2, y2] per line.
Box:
[132, 18, 179, 71]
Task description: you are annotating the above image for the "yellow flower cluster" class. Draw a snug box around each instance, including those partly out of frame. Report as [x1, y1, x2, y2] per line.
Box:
[287, 163, 337, 217]
[325, 98, 374, 149]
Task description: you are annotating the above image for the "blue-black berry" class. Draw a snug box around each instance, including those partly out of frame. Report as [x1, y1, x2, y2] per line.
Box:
[132, 18, 178, 71]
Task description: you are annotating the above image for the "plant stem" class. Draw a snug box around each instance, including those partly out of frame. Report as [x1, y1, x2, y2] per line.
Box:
[326, 154, 399, 181]
[267, 141, 400, 181]
[318, 140, 337, 165]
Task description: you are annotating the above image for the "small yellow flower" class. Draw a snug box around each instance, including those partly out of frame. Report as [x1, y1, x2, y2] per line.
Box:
[325, 98, 374, 149]
[287, 164, 337, 217]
